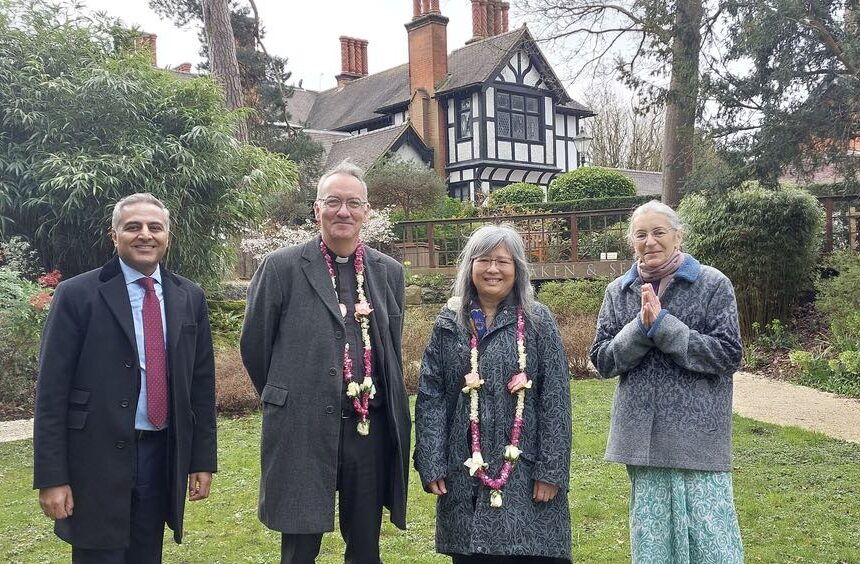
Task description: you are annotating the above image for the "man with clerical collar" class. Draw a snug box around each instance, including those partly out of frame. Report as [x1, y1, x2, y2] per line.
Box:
[241, 160, 410, 564]
[34, 193, 217, 562]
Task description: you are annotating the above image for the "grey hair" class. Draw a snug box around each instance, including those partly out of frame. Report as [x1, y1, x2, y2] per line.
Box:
[316, 159, 368, 199]
[626, 200, 684, 245]
[451, 223, 536, 328]
[111, 193, 170, 231]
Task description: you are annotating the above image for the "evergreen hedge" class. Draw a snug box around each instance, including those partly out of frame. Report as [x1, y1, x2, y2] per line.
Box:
[521, 194, 658, 214]
[548, 167, 637, 201]
[488, 182, 545, 206]
[678, 185, 823, 340]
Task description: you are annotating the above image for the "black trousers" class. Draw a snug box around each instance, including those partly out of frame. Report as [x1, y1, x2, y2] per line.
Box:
[72, 430, 168, 564]
[281, 408, 390, 564]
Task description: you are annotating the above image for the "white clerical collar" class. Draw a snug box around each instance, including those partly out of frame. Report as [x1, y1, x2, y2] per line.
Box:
[334, 255, 350, 263]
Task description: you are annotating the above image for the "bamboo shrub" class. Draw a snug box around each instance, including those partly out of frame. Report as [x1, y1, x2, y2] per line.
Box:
[678, 185, 822, 341]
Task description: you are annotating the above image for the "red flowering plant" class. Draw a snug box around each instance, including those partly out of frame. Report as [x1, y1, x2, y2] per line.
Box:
[0, 266, 58, 411]
[24, 268, 62, 311]
[38, 269, 62, 288]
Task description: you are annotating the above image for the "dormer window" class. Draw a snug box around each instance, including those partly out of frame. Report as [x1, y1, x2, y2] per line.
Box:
[496, 91, 542, 142]
[457, 96, 473, 140]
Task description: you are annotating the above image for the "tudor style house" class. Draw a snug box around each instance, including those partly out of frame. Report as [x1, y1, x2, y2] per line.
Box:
[286, 0, 595, 202]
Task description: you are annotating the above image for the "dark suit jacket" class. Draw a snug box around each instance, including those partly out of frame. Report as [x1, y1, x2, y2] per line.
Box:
[33, 257, 217, 549]
[240, 236, 410, 534]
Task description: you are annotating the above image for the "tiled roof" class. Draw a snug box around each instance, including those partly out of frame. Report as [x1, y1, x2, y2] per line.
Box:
[323, 124, 413, 171]
[559, 99, 595, 115]
[303, 25, 592, 132]
[610, 168, 663, 196]
[286, 88, 319, 125]
[303, 129, 351, 156]
[306, 64, 411, 131]
[436, 28, 527, 92]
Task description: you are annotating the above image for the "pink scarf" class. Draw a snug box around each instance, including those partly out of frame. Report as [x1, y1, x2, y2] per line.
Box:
[637, 249, 684, 297]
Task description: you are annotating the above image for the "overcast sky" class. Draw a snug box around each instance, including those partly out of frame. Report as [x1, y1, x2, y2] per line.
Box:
[81, 0, 499, 92]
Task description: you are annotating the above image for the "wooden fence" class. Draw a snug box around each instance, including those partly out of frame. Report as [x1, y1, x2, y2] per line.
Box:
[237, 195, 860, 280]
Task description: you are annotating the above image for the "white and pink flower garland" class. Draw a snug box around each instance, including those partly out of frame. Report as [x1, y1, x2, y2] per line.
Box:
[462, 307, 531, 508]
[321, 239, 376, 436]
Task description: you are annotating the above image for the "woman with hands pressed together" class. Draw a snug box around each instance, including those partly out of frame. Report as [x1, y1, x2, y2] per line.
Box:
[591, 201, 745, 563]
[414, 224, 572, 563]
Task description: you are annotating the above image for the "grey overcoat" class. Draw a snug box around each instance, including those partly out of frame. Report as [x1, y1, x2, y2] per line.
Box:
[590, 254, 743, 471]
[240, 236, 410, 533]
[414, 302, 571, 559]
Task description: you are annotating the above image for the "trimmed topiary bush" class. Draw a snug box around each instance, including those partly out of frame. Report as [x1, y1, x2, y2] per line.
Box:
[678, 185, 822, 340]
[488, 182, 545, 206]
[548, 167, 636, 202]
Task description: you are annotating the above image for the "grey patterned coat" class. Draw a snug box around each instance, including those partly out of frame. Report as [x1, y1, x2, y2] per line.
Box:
[590, 254, 743, 471]
[414, 301, 571, 559]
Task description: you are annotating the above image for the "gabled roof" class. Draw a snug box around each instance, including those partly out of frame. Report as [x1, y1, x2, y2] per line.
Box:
[323, 123, 430, 171]
[301, 25, 592, 132]
[436, 28, 528, 93]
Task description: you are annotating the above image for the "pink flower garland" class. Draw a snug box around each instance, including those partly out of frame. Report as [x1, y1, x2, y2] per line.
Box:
[321, 240, 375, 436]
[463, 307, 531, 508]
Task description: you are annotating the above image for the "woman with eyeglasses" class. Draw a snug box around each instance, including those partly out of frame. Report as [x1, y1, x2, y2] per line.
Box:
[591, 200, 744, 563]
[414, 224, 572, 563]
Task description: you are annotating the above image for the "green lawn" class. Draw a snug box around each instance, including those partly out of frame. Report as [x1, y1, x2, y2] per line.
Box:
[2, 380, 859, 563]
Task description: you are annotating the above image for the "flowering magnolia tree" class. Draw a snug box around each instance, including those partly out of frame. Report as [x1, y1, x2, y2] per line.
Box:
[241, 207, 397, 261]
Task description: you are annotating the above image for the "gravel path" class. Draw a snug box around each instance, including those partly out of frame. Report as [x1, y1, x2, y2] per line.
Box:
[0, 418, 33, 443]
[732, 372, 860, 444]
[2, 374, 859, 444]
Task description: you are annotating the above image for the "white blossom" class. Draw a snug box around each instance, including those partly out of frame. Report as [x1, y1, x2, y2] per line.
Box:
[241, 208, 396, 261]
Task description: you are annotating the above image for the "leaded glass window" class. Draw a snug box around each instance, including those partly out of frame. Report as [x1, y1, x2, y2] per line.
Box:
[495, 90, 542, 143]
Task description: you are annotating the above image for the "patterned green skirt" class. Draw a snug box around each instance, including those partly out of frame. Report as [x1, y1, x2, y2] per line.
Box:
[627, 466, 744, 564]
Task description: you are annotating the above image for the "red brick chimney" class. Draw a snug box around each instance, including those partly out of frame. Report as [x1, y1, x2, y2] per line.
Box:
[335, 36, 369, 87]
[500, 2, 509, 33]
[406, 0, 449, 175]
[468, 0, 508, 43]
[135, 32, 157, 66]
[175, 62, 192, 73]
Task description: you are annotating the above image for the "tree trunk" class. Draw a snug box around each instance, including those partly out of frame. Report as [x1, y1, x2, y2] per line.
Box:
[202, 0, 248, 143]
[661, 0, 702, 207]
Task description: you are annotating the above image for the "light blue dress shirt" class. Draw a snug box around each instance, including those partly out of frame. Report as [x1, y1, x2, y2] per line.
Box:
[119, 259, 168, 431]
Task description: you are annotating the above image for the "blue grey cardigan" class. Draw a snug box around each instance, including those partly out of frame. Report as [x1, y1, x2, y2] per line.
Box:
[590, 254, 743, 471]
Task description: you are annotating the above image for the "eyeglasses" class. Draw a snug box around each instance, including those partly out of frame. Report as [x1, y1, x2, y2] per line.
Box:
[632, 228, 676, 242]
[317, 197, 368, 211]
[474, 256, 514, 268]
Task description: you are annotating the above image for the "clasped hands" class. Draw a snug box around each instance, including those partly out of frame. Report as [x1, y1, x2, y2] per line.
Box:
[640, 282, 662, 331]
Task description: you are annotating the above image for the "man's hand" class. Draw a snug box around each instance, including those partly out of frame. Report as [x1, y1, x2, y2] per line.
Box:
[427, 478, 447, 496]
[188, 472, 213, 501]
[532, 480, 559, 503]
[39, 485, 74, 519]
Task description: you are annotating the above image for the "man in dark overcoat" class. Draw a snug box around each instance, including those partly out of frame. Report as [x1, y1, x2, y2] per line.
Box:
[241, 160, 410, 564]
[33, 193, 217, 563]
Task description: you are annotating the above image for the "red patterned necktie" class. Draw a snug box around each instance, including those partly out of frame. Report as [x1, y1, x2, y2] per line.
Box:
[137, 277, 167, 429]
